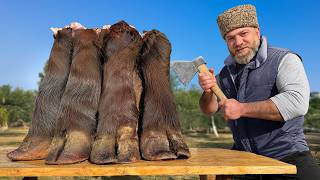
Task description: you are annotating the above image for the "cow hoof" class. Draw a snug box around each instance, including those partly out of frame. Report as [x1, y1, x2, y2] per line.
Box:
[45, 131, 91, 165]
[141, 131, 177, 161]
[168, 131, 191, 159]
[117, 126, 140, 163]
[7, 136, 51, 161]
[90, 135, 117, 164]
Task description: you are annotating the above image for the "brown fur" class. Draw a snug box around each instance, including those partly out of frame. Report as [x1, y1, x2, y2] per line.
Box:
[45, 29, 102, 165]
[90, 21, 142, 164]
[139, 30, 190, 160]
[7, 28, 73, 161]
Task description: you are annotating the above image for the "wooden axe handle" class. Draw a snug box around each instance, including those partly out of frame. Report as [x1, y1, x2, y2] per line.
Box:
[198, 64, 227, 101]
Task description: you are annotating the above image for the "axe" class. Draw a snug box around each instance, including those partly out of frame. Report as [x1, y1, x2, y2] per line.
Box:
[171, 56, 227, 101]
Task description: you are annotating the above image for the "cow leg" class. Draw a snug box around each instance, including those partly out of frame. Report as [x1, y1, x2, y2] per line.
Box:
[90, 21, 142, 164]
[7, 28, 73, 161]
[139, 30, 190, 160]
[45, 29, 102, 165]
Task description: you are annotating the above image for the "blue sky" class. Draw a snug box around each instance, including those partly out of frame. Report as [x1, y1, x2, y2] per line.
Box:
[0, 0, 319, 91]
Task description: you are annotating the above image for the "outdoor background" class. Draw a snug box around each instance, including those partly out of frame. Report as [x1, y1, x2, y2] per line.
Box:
[0, 0, 319, 179]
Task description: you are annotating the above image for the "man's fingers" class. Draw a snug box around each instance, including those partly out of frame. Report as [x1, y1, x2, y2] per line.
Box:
[219, 106, 228, 120]
[218, 100, 225, 107]
[199, 68, 217, 93]
[204, 89, 211, 93]
[199, 74, 216, 83]
[209, 68, 215, 75]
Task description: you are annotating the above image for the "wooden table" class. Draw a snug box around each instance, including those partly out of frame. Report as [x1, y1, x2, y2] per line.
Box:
[0, 147, 296, 180]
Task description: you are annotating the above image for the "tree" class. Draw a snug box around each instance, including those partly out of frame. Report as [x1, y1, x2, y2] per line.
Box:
[0, 85, 11, 105]
[0, 107, 9, 130]
[211, 115, 219, 137]
[170, 70, 183, 91]
[174, 86, 224, 132]
[0, 85, 35, 123]
[305, 98, 320, 129]
[38, 60, 49, 85]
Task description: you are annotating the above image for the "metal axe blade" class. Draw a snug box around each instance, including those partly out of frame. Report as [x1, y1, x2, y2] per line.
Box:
[171, 61, 197, 85]
[171, 56, 227, 101]
[171, 56, 205, 85]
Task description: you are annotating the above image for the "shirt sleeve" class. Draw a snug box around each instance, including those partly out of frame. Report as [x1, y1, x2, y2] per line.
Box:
[270, 53, 310, 121]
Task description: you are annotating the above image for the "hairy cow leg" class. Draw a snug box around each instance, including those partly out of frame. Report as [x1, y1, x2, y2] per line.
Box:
[45, 29, 102, 165]
[139, 30, 190, 160]
[7, 28, 73, 161]
[90, 21, 142, 164]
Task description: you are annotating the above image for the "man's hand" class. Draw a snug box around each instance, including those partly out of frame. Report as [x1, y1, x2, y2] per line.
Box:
[219, 99, 244, 120]
[199, 68, 219, 114]
[219, 99, 284, 121]
[198, 68, 216, 93]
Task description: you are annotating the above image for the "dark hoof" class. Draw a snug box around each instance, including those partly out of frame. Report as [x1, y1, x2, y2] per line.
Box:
[143, 150, 177, 161]
[117, 139, 140, 163]
[168, 131, 191, 159]
[46, 153, 88, 165]
[90, 155, 117, 165]
[141, 131, 177, 161]
[117, 126, 140, 163]
[90, 135, 117, 164]
[7, 137, 51, 161]
[117, 154, 140, 164]
[45, 131, 91, 165]
[176, 149, 191, 159]
[46, 154, 89, 165]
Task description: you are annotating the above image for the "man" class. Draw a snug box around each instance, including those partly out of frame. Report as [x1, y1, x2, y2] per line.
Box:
[199, 4, 320, 180]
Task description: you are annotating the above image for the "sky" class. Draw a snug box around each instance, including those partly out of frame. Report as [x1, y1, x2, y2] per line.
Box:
[0, 0, 319, 92]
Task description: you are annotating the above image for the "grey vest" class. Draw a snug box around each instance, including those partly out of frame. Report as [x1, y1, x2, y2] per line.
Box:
[218, 36, 309, 160]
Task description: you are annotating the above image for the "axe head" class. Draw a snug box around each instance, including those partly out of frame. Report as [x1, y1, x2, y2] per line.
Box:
[171, 56, 206, 85]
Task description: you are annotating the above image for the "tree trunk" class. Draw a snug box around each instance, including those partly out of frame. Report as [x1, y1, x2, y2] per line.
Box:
[211, 116, 219, 137]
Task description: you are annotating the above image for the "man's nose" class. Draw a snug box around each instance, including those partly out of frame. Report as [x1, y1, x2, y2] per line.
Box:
[234, 36, 243, 47]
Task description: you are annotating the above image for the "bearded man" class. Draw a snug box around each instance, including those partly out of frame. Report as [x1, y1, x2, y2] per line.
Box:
[198, 4, 320, 180]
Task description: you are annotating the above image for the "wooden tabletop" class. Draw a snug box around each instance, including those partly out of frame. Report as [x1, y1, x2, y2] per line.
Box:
[0, 147, 296, 176]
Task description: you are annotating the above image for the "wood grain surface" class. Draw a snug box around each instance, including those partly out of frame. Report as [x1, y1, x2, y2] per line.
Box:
[0, 147, 296, 176]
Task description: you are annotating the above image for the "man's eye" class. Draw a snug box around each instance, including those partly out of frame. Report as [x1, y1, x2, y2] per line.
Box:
[227, 37, 234, 41]
[241, 32, 248, 36]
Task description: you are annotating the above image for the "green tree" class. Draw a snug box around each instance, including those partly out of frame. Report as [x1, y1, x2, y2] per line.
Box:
[305, 98, 320, 129]
[0, 107, 9, 128]
[173, 85, 227, 132]
[38, 60, 49, 85]
[0, 85, 35, 123]
[170, 70, 183, 91]
[0, 85, 11, 105]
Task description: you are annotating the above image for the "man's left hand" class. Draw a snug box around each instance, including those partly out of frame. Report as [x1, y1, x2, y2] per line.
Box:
[219, 99, 244, 120]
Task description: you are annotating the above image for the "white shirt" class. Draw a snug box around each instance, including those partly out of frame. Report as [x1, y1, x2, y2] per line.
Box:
[270, 53, 310, 121]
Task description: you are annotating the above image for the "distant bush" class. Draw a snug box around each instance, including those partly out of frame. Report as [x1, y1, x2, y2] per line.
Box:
[0, 85, 35, 123]
[305, 98, 320, 129]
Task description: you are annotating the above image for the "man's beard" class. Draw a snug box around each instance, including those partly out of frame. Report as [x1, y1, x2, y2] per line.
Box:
[230, 39, 260, 64]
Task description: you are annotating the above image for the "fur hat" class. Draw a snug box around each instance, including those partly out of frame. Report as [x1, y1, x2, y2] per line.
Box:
[217, 4, 259, 38]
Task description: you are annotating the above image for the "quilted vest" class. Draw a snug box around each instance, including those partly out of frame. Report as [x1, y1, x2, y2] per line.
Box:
[218, 36, 309, 159]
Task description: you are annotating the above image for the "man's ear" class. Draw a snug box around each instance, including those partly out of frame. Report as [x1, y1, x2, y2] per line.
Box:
[255, 27, 261, 38]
